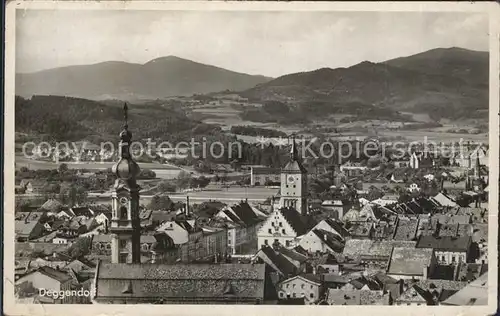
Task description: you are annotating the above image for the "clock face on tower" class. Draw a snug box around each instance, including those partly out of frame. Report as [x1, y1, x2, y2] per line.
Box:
[119, 197, 129, 206]
[288, 175, 295, 183]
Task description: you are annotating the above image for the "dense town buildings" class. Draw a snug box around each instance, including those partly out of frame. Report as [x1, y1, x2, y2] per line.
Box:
[14, 106, 489, 305]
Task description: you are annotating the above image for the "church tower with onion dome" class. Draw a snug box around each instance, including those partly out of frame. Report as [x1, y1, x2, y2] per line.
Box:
[110, 103, 142, 264]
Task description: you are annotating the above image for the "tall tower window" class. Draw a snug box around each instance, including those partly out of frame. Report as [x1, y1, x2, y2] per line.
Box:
[119, 206, 128, 220]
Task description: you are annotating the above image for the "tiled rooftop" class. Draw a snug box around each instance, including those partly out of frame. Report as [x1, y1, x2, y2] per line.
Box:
[392, 218, 419, 241]
[387, 247, 433, 276]
[416, 236, 471, 252]
[95, 262, 266, 300]
[326, 289, 390, 305]
[343, 239, 416, 260]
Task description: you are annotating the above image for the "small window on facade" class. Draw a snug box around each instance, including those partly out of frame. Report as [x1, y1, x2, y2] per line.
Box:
[310, 285, 313, 289]
[310, 293, 314, 298]
[301, 284, 304, 289]
[292, 293, 296, 298]
[264, 239, 268, 245]
[279, 222, 282, 227]
[293, 284, 296, 288]
[452, 256, 456, 262]
[282, 229, 286, 234]
[268, 229, 272, 234]
[286, 284, 289, 288]
[279, 292, 284, 298]
[286, 240, 291, 247]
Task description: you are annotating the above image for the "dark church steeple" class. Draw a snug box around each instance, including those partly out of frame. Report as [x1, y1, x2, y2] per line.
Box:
[290, 134, 299, 162]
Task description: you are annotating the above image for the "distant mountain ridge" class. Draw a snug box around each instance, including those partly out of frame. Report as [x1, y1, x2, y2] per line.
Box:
[16, 47, 488, 121]
[16, 56, 273, 101]
[241, 47, 488, 121]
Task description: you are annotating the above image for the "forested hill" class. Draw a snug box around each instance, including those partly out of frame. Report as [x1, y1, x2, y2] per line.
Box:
[15, 95, 202, 142]
[241, 47, 488, 121]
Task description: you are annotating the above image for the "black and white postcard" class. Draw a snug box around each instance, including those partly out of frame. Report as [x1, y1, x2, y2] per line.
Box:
[3, 1, 499, 315]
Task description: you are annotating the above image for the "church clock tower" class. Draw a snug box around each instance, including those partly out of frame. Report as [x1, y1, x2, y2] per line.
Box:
[110, 103, 142, 264]
[279, 135, 308, 215]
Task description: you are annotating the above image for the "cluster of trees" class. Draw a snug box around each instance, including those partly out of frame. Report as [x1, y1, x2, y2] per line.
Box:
[149, 194, 175, 211]
[67, 236, 92, 259]
[175, 171, 210, 190]
[241, 97, 411, 125]
[240, 101, 310, 125]
[58, 183, 88, 206]
[154, 172, 211, 195]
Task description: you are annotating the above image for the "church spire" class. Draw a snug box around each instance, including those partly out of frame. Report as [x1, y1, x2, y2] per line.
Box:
[475, 150, 481, 179]
[112, 103, 140, 180]
[290, 134, 299, 161]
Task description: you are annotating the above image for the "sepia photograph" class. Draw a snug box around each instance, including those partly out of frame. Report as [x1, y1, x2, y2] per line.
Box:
[3, 1, 499, 315]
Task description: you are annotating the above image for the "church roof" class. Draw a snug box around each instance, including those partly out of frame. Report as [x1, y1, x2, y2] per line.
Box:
[283, 160, 307, 173]
[94, 262, 266, 301]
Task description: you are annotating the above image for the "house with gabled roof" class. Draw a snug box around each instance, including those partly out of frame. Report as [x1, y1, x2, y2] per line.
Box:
[257, 207, 312, 250]
[432, 192, 458, 208]
[311, 218, 350, 241]
[15, 211, 46, 242]
[394, 284, 435, 306]
[253, 245, 299, 279]
[40, 198, 64, 213]
[215, 201, 266, 255]
[21, 180, 47, 194]
[15, 266, 74, 296]
[276, 274, 323, 304]
[70, 206, 95, 218]
[416, 235, 472, 265]
[298, 229, 344, 254]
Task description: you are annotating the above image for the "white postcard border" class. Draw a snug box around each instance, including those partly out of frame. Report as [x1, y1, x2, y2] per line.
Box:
[3, 1, 500, 315]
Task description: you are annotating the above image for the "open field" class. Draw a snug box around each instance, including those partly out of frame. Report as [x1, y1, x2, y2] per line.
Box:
[86, 186, 277, 205]
[15, 155, 185, 179]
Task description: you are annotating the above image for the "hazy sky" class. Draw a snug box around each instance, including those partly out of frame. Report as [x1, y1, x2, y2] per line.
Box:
[16, 10, 489, 77]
